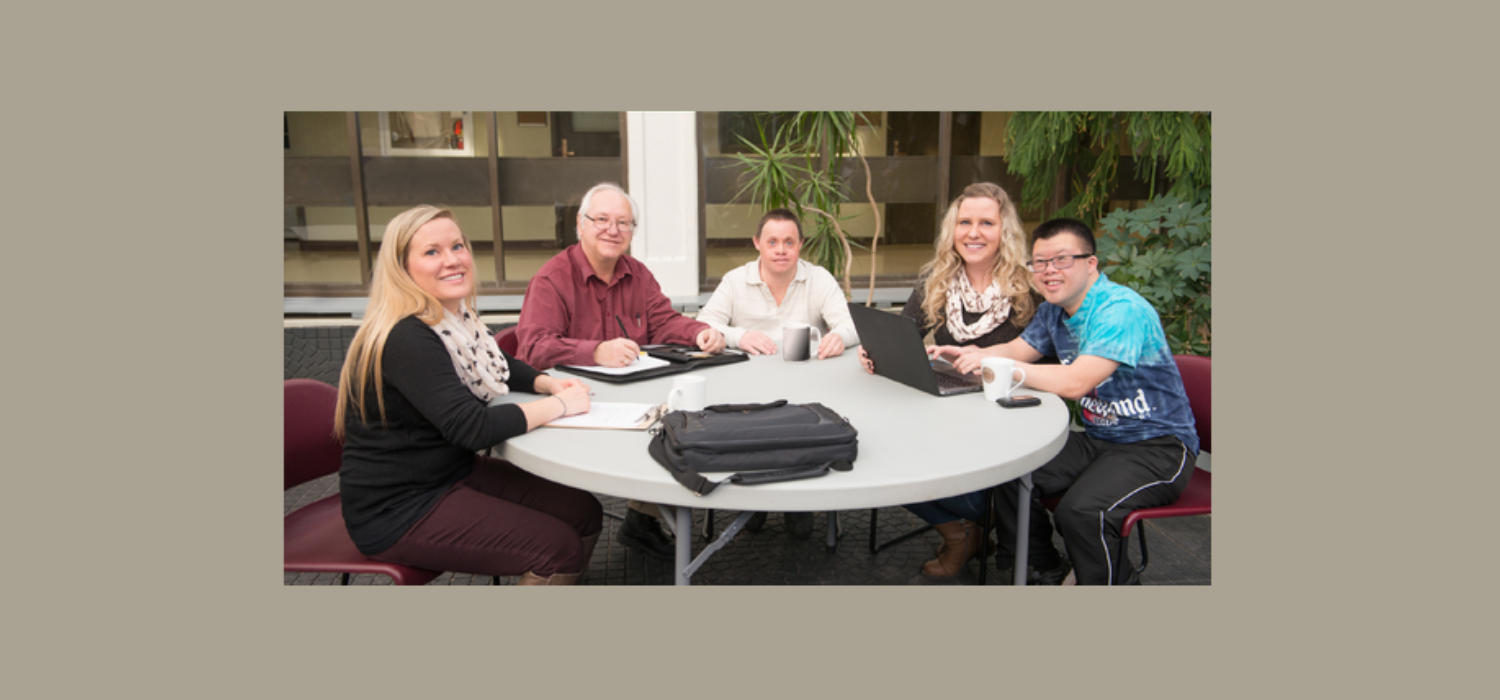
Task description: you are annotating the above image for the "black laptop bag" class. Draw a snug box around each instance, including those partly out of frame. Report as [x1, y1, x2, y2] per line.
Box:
[647, 400, 857, 495]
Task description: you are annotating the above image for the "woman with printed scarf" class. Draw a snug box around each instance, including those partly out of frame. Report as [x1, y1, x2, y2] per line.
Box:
[859, 182, 1065, 584]
[334, 205, 602, 585]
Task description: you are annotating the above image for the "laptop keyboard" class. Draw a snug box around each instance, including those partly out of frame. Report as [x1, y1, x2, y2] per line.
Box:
[932, 365, 980, 392]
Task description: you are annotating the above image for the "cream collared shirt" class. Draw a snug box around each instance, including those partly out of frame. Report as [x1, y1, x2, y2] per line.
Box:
[697, 259, 860, 351]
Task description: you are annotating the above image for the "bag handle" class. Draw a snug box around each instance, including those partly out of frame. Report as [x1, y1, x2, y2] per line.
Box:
[728, 462, 830, 486]
[704, 399, 788, 413]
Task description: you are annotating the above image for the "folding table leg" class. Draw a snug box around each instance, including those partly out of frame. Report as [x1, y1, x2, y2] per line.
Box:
[1014, 473, 1033, 587]
[867, 509, 934, 554]
[976, 487, 994, 585]
[674, 506, 692, 585]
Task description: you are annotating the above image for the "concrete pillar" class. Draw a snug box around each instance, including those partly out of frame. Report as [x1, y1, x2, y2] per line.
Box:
[624, 111, 699, 300]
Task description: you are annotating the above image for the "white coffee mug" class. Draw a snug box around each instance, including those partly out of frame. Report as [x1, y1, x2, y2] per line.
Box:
[667, 374, 707, 411]
[981, 356, 1026, 402]
[782, 322, 823, 361]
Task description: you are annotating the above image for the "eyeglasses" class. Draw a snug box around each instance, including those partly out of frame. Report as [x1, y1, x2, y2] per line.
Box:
[581, 213, 635, 232]
[1028, 253, 1094, 273]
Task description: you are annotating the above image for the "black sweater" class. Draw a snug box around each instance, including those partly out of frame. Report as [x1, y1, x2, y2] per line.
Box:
[339, 315, 545, 555]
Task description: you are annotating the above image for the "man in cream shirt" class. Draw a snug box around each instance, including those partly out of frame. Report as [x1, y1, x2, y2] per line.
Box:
[696, 208, 859, 538]
[697, 208, 859, 359]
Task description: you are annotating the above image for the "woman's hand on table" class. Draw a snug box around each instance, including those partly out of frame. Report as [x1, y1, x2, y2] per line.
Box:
[521, 375, 592, 430]
[536, 374, 588, 395]
[549, 380, 591, 417]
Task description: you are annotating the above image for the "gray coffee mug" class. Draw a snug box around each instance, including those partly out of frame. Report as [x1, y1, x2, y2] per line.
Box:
[782, 323, 821, 361]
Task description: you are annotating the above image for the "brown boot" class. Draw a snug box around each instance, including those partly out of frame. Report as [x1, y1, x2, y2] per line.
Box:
[516, 531, 597, 586]
[515, 570, 580, 585]
[920, 520, 981, 580]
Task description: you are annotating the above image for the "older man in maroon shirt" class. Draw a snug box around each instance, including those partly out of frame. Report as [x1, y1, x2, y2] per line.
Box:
[516, 183, 724, 369]
[515, 182, 725, 560]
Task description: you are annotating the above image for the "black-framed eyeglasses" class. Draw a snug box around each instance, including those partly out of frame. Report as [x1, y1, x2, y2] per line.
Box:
[581, 213, 635, 232]
[1028, 253, 1094, 273]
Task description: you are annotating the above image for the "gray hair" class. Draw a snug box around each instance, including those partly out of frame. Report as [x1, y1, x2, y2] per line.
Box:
[577, 182, 640, 229]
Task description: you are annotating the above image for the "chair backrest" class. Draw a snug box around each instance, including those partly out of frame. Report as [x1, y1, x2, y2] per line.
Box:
[285, 378, 343, 489]
[1172, 354, 1210, 453]
[494, 326, 518, 356]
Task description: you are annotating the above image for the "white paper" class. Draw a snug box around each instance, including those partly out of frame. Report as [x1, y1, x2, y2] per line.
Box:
[567, 354, 672, 376]
[544, 402, 664, 430]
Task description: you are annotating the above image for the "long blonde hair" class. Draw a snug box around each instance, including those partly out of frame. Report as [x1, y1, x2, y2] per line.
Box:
[917, 182, 1035, 330]
[333, 205, 475, 439]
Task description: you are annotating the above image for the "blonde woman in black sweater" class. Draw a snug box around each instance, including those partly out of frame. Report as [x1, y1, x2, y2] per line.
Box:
[334, 205, 601, 585]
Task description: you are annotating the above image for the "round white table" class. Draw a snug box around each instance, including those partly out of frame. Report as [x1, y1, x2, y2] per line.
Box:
[496, 350, 1069, 584]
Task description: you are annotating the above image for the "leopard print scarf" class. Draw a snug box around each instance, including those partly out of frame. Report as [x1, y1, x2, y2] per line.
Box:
[430, 303, 511, 401]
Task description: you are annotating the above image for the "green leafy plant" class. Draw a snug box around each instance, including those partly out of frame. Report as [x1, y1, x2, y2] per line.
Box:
[1004, 112, 1211, 224]
[729, 112, 883, 301]
[1095, 195, 1212, 355]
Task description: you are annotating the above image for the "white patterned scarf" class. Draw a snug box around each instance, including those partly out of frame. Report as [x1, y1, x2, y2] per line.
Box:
[430, 303, 511, 401]
[944, 271, 1012, 342]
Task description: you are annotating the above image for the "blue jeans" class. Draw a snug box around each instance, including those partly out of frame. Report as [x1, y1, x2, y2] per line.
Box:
[902, 489, 988, 525]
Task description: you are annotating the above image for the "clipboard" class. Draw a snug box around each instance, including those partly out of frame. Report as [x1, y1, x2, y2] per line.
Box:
[541, 402, 667, 430]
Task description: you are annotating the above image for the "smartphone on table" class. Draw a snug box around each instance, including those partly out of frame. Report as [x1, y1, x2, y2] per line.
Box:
[996, 394, 1041, 408]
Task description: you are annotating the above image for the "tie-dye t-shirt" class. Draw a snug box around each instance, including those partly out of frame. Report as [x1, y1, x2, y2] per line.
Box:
[1020, 274, 1199, 454]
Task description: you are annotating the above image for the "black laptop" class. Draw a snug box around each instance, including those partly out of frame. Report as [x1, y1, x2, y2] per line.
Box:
[847, 303, 983, 396]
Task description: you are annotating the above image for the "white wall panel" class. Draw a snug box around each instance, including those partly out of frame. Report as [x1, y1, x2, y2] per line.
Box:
[626, 111, 699, 298]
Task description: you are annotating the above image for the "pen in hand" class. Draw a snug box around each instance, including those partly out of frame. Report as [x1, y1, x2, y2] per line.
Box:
[615, 314, 632, 339]
[613, 314, 643, 363]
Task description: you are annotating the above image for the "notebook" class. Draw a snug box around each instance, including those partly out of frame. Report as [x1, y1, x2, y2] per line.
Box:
[847, 303, 983, 396]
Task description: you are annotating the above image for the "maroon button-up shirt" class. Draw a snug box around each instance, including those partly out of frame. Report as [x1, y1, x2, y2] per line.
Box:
[514, 244, 709, 369]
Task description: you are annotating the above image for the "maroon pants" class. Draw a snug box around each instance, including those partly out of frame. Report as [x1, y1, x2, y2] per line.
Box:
[372, 456, 602, 577]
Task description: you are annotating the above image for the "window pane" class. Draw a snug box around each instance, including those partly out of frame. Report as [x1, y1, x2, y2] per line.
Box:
[495, 112, 552, 157]
[284, 112, 361, 289]
[499, 204, 559, 282]
[285, 111, 626, 297]
[704, 203, 758, 279]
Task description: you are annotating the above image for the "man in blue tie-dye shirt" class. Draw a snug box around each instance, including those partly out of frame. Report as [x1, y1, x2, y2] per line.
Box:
[932, 218, 1199, 585]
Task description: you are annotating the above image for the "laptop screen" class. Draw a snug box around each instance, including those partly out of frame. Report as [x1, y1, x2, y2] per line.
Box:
[847, 303, 981, 396]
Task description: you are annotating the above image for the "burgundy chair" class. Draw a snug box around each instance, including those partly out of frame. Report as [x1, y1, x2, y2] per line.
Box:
[284, 378, 439, 585]
[494, 326, 518, 356]
[1114, 354, 1212, 582]
[1039, 354, 1212, 584]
